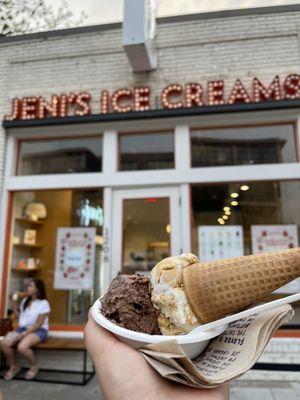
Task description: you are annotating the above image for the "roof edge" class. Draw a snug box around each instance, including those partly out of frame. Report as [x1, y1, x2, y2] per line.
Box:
[0, 4, 300, 44]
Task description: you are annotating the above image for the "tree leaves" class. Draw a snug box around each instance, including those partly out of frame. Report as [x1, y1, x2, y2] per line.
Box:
[0, 0, 88, 36]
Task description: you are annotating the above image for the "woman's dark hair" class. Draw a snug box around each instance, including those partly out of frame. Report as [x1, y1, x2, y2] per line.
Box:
[23, 279, 47, 310]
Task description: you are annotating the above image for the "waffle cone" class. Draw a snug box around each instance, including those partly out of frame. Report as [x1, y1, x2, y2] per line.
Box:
[183, 248, 300, 324]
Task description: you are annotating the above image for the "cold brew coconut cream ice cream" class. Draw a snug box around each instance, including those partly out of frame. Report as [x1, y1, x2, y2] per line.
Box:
[150, 253, 200, 335]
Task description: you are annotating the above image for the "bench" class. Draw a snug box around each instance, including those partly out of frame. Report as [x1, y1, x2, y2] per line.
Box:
[0, 337, 95, 385]
[252, 325, 300, 373]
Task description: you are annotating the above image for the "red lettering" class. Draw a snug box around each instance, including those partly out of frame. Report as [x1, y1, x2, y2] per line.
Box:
[161, 84, 183, 109]
[284, 74, 300, 99]
[208, 80, 225, 106]
[185, 83, 203, 107]
[228, 79, 251, 104]
[253, 76, 281, 102]
[38, 95, 59, 118]
[111, 89, 133, 113]
[100, 90, 109, 114]
[21, 97, 38, 120]
[75, 92, 91, 116]
[134, 87, 150, 111]
[4, 98, 21, 121]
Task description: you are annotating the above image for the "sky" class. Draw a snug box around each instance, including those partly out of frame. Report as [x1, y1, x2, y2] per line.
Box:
[48, 0, 300, 26]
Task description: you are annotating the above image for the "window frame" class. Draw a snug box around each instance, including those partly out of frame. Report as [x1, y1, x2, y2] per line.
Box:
[16, 133, 103, 176]
[190, 121, 299, 169]
[117, 129, 175, 172]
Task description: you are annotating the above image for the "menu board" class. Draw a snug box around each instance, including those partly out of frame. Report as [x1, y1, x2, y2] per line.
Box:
[251, 224, 299, 293]
[198, 226, 244, 262]
[54, 227, 96, 290]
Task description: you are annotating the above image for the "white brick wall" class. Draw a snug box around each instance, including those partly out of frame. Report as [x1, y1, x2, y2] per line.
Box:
[1, 9, 300, 189]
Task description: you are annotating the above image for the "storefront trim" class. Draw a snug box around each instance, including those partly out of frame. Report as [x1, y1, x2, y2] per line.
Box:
[1, 111, 300, 332]
[0, 192, 13, 317]
[3, 100, 300, 128]
[6, 164, 300, 192]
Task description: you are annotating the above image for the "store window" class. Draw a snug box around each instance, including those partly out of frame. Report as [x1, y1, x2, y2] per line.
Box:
[119, 132, 174, 171]
[7, 189, 103, 326]
[122, 198, 170, 274]
[18, 136, 102, 175]
[191, 181, 300, 323]
[191, 124, 297, 168]
[191, 181, 300, 257]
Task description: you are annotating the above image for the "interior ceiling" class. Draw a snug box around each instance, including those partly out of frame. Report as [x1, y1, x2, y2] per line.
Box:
[123, 198, 169, 224]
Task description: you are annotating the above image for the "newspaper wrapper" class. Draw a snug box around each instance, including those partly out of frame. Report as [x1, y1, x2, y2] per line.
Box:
[139, 304, 293, 388]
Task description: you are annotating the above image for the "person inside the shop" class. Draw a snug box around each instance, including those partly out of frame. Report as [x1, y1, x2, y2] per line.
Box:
[0, 278, 51, 381]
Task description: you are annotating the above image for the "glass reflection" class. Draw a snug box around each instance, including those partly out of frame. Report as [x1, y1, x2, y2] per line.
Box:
[122, 198, 170, 274]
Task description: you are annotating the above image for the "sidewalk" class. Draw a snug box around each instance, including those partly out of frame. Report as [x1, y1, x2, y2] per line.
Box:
[1, 377, 300, 400]
[0, 375, 102, 400]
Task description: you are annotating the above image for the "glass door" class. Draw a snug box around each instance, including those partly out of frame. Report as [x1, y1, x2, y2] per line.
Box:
[111, 187, 181, 278]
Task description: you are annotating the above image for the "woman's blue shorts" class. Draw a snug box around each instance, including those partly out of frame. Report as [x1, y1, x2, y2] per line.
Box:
[16, 326, 48, 342]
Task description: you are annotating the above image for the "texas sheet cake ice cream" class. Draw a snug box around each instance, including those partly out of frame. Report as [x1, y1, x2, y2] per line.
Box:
[100, 248, 300, 336]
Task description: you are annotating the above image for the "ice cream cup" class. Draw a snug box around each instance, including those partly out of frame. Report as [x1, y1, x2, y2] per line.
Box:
[91, 299, 228, 359]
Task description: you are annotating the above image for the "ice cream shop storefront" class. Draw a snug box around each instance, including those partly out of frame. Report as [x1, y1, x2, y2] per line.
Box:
[1, 84, 300, 333]
[1, 6, 300, 364]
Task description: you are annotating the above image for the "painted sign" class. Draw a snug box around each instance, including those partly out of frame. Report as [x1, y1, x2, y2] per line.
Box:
[198, 225, 244, 262]
[4, 74, 300, 121]
[251, 224, 299, 294]
[251, 225, 298, 254]
[54, 227, 96, 290]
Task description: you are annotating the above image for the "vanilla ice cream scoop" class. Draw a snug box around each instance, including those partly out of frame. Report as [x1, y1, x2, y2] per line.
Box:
[150, 253, 200, 335]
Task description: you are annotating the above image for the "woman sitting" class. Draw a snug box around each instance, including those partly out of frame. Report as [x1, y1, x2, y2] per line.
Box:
[0, 278, 51, 380]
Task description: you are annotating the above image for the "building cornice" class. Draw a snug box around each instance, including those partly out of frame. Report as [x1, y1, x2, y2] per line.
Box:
[1, 4, 300, 45]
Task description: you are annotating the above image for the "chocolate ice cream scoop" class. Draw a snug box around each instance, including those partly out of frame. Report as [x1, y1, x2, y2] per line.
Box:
[101, 274, 161, 335]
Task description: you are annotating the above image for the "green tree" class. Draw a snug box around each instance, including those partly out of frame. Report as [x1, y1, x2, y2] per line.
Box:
[0, 0, 87, 36]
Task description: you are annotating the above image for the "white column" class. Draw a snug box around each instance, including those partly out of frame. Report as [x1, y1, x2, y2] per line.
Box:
[102, 129, 117, 290]
[102, 129, 118, 174]
[102, 187, 112, 293]
[180, 183, 192, 253]
[0, 135, 16, 315]
[175, 125, 190, 172]
[175, 125, 192, 253]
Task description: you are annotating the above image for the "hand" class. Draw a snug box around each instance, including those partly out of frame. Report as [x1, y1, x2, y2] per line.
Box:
[84, 311, 230, 400]
[3, 332, 22, 346]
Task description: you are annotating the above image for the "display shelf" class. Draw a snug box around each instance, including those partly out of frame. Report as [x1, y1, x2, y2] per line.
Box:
[13, 243, 42, 249]
[15, 218, 44, 226]
[148, 241, 169, 248]
[11, 267, 41, 273]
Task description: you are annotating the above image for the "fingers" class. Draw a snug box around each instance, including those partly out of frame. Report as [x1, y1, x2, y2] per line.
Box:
[85, 308, 116, 342]
[84, 308, 120, 359]
[210, 382, 230, 400]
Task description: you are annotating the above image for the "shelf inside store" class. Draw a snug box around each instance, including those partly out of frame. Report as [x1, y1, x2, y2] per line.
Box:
[11, 267, 41, 273]
[13, 243, 42, 249]
[15, 218, 44, 226]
